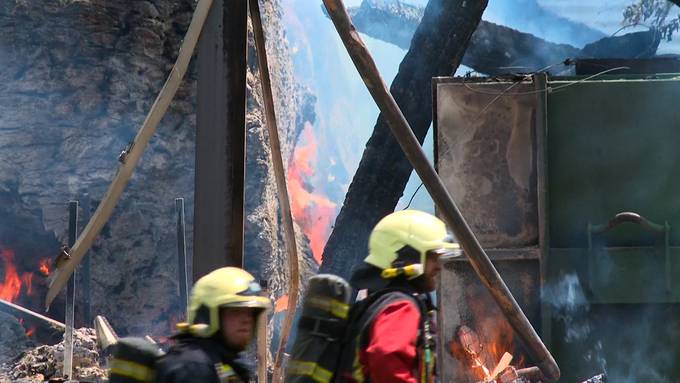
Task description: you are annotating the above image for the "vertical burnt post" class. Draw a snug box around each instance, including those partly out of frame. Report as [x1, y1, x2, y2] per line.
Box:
[193, 0, 247, 280]
[81, 194, 92, 327]
[64, 200, 78, 380]
[175, 198, 189, 315]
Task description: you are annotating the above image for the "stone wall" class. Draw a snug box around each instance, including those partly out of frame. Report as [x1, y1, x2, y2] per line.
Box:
[0, 0, 315, 337]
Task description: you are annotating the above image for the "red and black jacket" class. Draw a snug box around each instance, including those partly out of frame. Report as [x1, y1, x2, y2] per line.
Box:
[335, 287, 436, 383]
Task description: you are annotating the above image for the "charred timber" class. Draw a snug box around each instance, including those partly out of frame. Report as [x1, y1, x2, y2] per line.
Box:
[345, 2, 578, 75]
[0, 299, 64, 344]
[319, 0, 484, 277]
[322, 0, 560, 381]
[345, 0, 660, 74]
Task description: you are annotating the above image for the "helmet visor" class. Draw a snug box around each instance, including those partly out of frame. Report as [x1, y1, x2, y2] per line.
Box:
[427, 234, 462, 260]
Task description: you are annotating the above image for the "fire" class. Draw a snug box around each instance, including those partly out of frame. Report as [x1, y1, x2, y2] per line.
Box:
[0, 248, 23, 302]
[287, 123, 337, 264]
[449, 291, 524, 382]
[0, 248, 51, 303]
[274, 294, 289, 313]
[39, 258, 50, 276]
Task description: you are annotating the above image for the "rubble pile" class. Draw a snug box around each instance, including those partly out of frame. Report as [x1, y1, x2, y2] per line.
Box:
[0, 311, 33, 365]
[0, 328, 107, 382]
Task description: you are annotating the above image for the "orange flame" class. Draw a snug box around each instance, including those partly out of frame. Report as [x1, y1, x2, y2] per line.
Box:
[274, 294, 289, 313]
[450, 292, 524, 381]
[287, 123, 337, 264]
[0, 248, 46, 303]
[39, 258, 50, 276]
[0, 249, 23, 302]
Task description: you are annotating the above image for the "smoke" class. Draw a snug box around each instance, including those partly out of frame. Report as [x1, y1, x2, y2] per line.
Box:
[483, 0, 605, 48]
[542, 272, 676, 382]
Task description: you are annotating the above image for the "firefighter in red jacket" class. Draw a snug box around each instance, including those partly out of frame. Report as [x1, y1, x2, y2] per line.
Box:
[348, 210, 461, 383]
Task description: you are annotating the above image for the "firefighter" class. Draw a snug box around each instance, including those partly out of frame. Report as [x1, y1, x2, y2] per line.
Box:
[154, 267, 272, 383]
[347, 209, 460, 383]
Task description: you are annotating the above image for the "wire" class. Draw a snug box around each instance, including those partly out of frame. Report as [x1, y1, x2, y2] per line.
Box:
[461, 66, 630, 97]
[402, 182, 425, 210]
[436, 65, 631, 163]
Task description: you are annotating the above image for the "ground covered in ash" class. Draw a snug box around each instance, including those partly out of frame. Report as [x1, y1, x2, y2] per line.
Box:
[0, 326, 107, 382]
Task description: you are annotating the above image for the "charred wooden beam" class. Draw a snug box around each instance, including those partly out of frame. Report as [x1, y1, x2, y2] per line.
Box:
[581, 30, 660, 59]
[320, 0, 485, 278]
[0, 299, 64, 344]
[194, 0, 248, 279]
[345, 2, 579, 75]
[345, 0, 661, 75]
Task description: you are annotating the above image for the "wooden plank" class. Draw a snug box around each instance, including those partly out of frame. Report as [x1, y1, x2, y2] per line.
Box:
[249, 0, 300, 381]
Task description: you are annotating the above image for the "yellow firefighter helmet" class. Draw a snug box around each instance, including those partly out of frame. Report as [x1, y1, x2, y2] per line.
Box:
[182, 267, 272, 338]
[365, 210, 460, 279]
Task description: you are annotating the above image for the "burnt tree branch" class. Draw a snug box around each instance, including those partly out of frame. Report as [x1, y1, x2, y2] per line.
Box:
[319, 0, 480, 275]
[344, 0, 660, 75]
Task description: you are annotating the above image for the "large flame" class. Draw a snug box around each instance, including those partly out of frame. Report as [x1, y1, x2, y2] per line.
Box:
[0, 248, 48, 304]
[0, 248, 23, 302]
[287, 123, 337, 264]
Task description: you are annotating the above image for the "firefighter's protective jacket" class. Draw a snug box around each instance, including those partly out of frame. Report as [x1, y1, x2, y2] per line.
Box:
[154, 335, 252, 383]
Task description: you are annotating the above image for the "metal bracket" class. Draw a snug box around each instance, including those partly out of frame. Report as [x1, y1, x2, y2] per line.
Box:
[587, 212, 671, 292]
[118, 140, 135, 164]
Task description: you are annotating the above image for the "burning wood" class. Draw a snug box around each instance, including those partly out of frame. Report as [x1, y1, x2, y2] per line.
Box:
[449, 325, 529, 383]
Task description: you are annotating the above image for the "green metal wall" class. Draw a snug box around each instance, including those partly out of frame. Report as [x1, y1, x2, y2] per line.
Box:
[546, 77, 680, 382]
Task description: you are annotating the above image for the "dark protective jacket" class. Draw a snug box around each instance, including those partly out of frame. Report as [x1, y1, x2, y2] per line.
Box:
[154, 335, 253, 383]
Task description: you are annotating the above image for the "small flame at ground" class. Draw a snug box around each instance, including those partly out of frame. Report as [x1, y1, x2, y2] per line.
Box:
[287, 123, 337, 264]
[449, 292, 525, 381]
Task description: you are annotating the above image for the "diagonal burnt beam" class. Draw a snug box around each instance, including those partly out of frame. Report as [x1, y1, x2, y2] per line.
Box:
[344, 1, 580, 74]
[0, 299, 65, 344]
[344, 0, 660, 75]
[319, 0, 479, 276]
[0, 299, 65, 330]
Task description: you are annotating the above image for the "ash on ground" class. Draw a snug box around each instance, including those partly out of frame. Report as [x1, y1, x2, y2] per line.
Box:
[0, 327, 107, 382]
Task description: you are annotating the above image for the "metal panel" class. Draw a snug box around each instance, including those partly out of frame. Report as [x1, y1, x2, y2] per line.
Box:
[434, 79, 539, 248]
[547, 78, 680, 248]
[194, 0, 247, 280]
